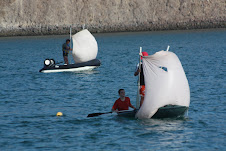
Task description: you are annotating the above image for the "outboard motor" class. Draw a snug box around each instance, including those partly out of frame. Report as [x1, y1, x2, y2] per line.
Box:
[44, 59, 55, 67]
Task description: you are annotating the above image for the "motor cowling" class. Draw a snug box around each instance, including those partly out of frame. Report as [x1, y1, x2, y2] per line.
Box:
[44, 59, 55, 67]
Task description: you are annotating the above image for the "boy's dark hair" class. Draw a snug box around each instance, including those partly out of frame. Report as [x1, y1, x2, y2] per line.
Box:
[66, 39, 70, 42]
[118, 89, 124, 94]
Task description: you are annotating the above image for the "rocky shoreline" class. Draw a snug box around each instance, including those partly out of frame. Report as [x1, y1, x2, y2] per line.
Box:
[1, 20, 225, 37]
[0, 0, 225, 37]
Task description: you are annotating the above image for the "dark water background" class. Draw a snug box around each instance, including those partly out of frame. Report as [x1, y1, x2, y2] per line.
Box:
[0, 29, 225, 150]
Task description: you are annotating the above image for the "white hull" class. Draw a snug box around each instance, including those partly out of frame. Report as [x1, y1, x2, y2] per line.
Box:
[41, 66, 98, 73]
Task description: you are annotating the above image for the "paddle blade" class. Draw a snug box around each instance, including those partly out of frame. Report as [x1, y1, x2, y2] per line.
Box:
[87, 112, 112, 117]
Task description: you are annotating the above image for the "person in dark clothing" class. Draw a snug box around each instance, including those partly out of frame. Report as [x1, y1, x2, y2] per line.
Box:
[62, 39, 72, 64]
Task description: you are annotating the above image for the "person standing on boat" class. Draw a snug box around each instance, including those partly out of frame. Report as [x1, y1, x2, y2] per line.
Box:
[134, 51, 148, 107]
[62, 39, 72, 64]
[112, 89, 136, 112]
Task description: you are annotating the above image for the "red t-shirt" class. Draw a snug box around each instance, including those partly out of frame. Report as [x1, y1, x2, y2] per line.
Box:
[112, 97, 132, 111]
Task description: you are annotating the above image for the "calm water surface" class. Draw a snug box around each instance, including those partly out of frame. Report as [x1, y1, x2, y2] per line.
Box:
[0, 29, 225, 150]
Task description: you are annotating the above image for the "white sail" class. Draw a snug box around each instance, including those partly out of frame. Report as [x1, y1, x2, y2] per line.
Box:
[135, 51, 190, 119]
[72, 29, 98, 63]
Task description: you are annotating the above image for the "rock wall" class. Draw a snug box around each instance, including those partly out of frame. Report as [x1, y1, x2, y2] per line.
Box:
[0, 0, 225, 36]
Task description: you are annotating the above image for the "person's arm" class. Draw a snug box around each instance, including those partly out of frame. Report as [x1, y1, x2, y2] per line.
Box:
[134, 68, 140, 76]
[112, 100, 118, 113]
[112, 108, 118, 113]
[134, 53, 144, 76]
[130, 104, 136, 110]
[128, 97, 136, 110]
[66, 44, 72, 51]
[62, 44, 66, 50]
[134, 63, 140, 76]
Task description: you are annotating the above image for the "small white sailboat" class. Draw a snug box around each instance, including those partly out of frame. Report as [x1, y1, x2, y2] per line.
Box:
[39, 29, 100, 73]
[118, 46, 190, 119]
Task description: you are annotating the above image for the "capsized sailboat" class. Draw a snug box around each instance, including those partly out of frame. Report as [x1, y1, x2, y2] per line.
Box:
[39, 29, 100, 73]
[118, 48, 190, 119]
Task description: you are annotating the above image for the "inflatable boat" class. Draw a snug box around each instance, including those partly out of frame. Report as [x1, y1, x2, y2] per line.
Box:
[39, 58, 100, 73]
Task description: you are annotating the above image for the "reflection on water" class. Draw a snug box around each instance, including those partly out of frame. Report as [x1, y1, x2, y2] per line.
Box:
[139, 118, 188, 131]
[72, 70, 100, 76]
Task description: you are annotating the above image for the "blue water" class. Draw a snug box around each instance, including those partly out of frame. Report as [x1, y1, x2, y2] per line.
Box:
[0, 29, 225, 150]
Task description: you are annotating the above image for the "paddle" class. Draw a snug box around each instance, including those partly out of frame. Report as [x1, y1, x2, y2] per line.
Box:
[87, 111, 112, 117]
[87, 110, 132, 117]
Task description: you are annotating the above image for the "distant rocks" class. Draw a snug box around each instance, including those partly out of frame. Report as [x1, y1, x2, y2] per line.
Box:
[0, 0, 225, 36]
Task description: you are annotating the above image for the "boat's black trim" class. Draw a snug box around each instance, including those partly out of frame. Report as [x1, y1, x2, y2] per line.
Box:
[152, 105, 188, 118]
[117, 105, 188, 119]
[117, 109, 137, 117]
[39, 59, 101, 72]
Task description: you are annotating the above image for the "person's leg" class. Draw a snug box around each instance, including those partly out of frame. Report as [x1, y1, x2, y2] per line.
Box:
[139, 85, 145, 107]
[64, 56, 68, 64]
[140, 96, 144, 106]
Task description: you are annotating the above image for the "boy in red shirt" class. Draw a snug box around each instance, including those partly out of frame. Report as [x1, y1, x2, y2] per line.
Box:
[112, 89, 136, 112]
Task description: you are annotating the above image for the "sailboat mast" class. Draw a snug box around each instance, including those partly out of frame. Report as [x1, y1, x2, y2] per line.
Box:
[70, 26, 72, 48]
[136, 47, 142, 108]
[69, 26, 72, 64]
[166, 45, 170, 51]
